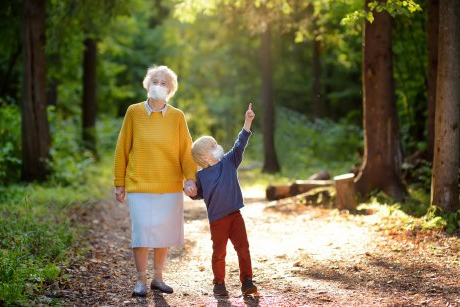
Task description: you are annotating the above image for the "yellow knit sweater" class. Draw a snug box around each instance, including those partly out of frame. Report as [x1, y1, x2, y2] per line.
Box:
[113, 102, 197, 193]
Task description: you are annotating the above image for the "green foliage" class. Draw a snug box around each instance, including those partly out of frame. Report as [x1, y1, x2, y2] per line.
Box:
[96, 115, 123, 154]
[368, 0, 422, 17]
[402, 159, 432, 192]
[443, 212, 460, 234]
[426, 206, 460, 234]
[96, 1, 165, 115]
[392, 9, 427, 155]
[342, 0, 422, 25]
[0, 104, 21, 185]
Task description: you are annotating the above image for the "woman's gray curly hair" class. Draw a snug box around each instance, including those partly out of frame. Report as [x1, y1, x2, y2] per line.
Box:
[142, 65, 178, 101]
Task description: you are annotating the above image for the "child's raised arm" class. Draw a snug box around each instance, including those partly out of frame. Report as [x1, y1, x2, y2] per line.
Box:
[243, 103, 255, 132]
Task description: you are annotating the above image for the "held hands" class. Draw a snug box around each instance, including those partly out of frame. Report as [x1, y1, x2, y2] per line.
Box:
[184, 179, 197, 197]
[115, 186, 126, 203]
[244, 103, 255, 132]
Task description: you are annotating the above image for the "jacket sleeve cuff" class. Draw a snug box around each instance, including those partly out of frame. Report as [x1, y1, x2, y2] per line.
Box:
[241, 128, 252, 136]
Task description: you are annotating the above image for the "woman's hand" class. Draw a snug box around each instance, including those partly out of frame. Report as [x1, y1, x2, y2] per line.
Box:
[115, 186, 126, 203]
[184, 180, 197, 197]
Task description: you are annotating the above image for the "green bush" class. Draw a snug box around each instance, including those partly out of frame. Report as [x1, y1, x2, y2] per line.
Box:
[96, 115, 122, 154]
[275, 107, 362, 178]
[48, 110, 95, 186]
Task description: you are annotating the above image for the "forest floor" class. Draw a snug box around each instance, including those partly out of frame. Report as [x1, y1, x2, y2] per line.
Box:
[46, 187, 460, 307]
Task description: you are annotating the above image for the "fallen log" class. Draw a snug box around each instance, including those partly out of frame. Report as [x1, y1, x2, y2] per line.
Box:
[334, 173, 357, 210]
[308, 170, 331, 180]
[267, 186, 335, 209]
[289, 180, 335, 196]
[265, 170, 334, 201]
[265, 185, 291, 201]
[266, 180, 335, 201]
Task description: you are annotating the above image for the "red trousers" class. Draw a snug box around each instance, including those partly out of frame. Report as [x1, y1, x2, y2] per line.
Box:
[209, 210, 253, 284]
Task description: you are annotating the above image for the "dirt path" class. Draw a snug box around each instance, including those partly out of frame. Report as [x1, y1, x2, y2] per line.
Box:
[49, 187, 460, 306]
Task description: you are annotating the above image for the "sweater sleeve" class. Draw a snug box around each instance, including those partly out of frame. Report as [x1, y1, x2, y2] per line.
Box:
[113, 106, 133, 187]
[226, 128, 251, 168]
[179, 111, 197, 182]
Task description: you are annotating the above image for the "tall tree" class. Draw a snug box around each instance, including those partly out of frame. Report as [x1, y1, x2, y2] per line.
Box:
[21, 0, 51, 181]
[79, 1, 128, 154]
[261, 22, 280, 173]
[426, 0, 439, 162]
[355, 0, 407, 201]
[82, 36, 97, 154]
[430, 0, 459, 212]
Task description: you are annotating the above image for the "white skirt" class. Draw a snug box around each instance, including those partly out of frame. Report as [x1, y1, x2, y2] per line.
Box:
[127, 192, 184, 248]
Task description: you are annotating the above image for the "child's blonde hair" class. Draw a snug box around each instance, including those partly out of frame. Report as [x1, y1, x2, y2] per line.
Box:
[192, 136, 215, 168]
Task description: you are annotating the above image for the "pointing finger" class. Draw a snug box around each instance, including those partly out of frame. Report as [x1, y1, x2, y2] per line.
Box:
[248, 103, 252, 111]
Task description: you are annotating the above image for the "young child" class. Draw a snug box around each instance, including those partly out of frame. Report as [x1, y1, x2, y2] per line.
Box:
[188, 103, 257, 296]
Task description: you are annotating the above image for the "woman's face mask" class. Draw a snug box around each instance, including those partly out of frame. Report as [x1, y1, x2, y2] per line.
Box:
[211, 144, 224, 161]
[148, 85, 168, 101]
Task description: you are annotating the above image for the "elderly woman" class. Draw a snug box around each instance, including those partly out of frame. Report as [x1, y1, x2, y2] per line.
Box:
[113, 65, 197, 297]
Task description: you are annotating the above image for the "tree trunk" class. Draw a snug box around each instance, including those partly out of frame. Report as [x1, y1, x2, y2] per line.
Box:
[260, 23, 280, 173]
[312, 20, 322, 117]
[431, 0, 459, 212]
[334, 173, 358, 211]
[426, 0, 439, 162]
[355, 0, 407, 201]
[82, 37, 97, 155]
[21, 0, 50, 181]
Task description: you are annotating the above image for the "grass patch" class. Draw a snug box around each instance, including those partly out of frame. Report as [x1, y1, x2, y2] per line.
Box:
[0, 156, 114, 305]
[358, 188, 459, 233]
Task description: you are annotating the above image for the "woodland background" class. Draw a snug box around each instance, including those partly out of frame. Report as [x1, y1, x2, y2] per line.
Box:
[0, 0, 459, 305]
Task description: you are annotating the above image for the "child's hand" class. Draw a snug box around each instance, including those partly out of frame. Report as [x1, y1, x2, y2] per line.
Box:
[245, 103, 255, 122]
[244, 103, 255, 132]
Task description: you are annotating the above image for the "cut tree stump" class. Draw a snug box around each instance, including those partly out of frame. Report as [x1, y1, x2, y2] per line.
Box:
[334, 173, 357, 210]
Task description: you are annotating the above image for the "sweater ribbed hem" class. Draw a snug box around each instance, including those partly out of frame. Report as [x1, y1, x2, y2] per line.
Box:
[125, 181, 184, 193]
[114, 178, 125, 187]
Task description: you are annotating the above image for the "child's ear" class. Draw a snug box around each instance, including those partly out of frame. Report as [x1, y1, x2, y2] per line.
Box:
[204, 155, 214, 165]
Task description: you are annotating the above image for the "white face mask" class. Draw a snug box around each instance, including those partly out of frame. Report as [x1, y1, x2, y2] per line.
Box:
[148, 85, 168, 101]
[211, 145, 224, 161]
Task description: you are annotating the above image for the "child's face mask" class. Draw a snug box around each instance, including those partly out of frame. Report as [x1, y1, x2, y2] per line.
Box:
[149, 85, 168, 101]
[211, 144, 224, 161]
